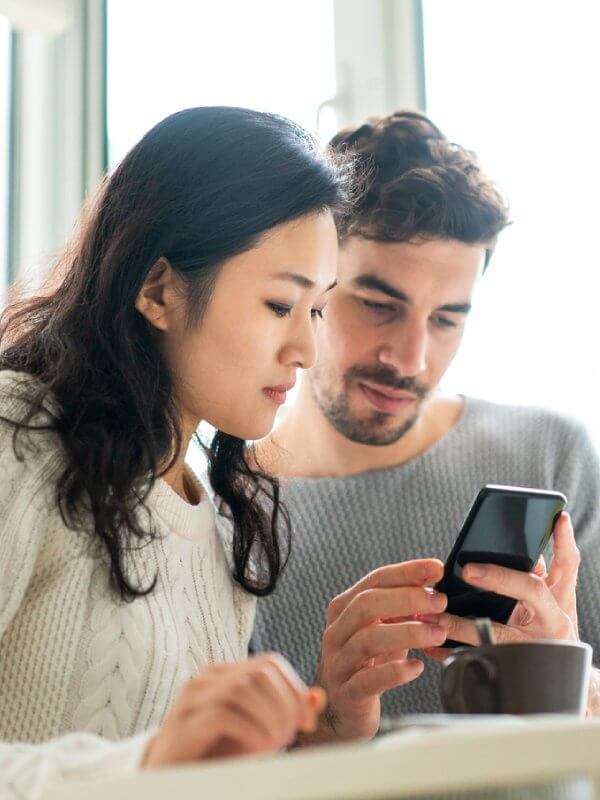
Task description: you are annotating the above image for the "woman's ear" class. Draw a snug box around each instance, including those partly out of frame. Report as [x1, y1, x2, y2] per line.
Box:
[135, 258, 179, 331]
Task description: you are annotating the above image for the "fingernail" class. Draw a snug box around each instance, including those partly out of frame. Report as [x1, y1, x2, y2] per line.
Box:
[465, 564, 486, 579]
[307, 686, 327, 713]
[430, 592, 446, 610]
[431, 625, 447, 643]
[300, 718, 318, 734]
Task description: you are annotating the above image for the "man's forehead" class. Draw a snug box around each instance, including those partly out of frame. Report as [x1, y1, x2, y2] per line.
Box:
[338, 236, 486, 287]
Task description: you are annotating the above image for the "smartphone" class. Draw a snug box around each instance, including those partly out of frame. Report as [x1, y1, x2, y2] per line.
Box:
[434, 485, 567, 647]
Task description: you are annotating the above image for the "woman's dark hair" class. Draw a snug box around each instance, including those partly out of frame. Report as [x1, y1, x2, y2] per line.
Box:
[331, 109, 509, 268]
[0, 106, 351, 600]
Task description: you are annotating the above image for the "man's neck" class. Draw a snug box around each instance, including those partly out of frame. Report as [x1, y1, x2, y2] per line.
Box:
[256, 381, 464, 479]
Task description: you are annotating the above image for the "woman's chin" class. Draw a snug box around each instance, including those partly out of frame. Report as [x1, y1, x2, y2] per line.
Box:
[213, 414, 276, 443]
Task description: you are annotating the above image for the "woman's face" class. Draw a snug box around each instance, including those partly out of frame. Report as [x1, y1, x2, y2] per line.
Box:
[140, 211, 338, 441]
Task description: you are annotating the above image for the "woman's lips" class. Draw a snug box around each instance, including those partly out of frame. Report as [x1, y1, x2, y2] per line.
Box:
[263, 384, 294, 406]
[358, 382, 416, 414]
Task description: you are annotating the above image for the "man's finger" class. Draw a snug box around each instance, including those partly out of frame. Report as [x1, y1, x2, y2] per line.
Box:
[339, 621, 446, 680]
[343, 659, 424, 703]
[461, 562, 558, 629]
[533, 554, 547, 578]
[326, 560, 444, 624]
[373, 649, 409, 666]
[546, 513, 580, 606]
[328, 586, 447, 648]
[434, 613, 528, 647]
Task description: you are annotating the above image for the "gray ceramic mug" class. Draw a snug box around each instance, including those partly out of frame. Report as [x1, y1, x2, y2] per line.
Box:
[441, 640, 592, 716]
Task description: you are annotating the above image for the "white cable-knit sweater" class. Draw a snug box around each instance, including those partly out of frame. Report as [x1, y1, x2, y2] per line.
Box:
[0, 371, 256, 799]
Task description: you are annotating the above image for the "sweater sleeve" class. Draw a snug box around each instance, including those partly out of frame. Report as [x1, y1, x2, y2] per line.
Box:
[0, 417, 153, 800]
[0, 730, 153, 800]
[553, 420, 600, 663]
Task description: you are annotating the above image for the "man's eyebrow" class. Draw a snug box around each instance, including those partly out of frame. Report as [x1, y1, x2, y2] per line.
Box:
[353, 275, 410, 302]
[354, 274, 471, 314]
[273, 272, 337, 291]
[439, 302, 472, 314]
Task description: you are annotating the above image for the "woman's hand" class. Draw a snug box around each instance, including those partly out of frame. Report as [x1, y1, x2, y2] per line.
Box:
[425, 512, 580, 660]
[142, 654, 326, 768]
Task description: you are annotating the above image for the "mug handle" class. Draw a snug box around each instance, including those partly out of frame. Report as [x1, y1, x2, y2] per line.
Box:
[441, 652, 498, 714]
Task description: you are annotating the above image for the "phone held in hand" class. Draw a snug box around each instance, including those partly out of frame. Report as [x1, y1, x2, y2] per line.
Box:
[434, 485, 567, 647]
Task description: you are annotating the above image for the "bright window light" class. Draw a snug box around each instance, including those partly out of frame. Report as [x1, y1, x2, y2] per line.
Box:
[423, 0, 600, 444]
[107, 0, 336, 166]
[0, 15, 10, 292]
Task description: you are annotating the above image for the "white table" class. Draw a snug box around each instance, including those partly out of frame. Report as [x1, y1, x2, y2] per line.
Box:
[42, 716, 600, 800]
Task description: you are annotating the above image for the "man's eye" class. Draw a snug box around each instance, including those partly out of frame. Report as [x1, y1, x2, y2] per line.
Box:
[433, 315, 457, 329]
[359, 298, 394, 314]
[267, 302, 292, 318]
[311, 307, 325, 320]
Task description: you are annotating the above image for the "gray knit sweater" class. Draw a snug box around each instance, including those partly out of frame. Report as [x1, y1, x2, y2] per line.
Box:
[251, 397, 600, 718]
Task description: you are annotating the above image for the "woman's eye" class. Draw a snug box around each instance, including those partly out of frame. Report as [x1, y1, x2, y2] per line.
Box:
[359, 298, 394, 314]
[311, 307, 325, 320]
[267, 302, 292, 318]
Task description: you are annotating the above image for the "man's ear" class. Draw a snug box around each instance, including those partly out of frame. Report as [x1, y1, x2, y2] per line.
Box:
[135, 257, 179, 332]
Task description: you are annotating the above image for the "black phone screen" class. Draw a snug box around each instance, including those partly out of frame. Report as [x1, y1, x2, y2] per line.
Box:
[435, 486, 566, 640]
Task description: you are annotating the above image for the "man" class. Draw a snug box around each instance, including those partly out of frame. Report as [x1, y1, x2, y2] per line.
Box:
[251, 111, 600, 744]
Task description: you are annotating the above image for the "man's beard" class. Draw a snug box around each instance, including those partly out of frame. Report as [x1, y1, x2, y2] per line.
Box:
[309, 363, 430, 447]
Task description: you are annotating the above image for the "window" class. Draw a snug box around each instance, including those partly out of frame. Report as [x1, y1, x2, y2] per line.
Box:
[423, 0, 600, 443]
[0, 1, 106, 291]
[0, 15, 10, 293]
[107, 0, 336, 166]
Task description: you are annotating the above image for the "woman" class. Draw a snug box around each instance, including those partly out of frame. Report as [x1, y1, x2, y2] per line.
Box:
[0, 106, 350, 798]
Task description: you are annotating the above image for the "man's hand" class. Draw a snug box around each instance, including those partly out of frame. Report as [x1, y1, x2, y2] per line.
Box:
[296, 558, 447, 746]
[424, 513, 600, 714]
[425, 513, 579, 658]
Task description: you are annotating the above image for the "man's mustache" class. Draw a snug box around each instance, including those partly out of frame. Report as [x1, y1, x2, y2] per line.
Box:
[345, 365, 429, 401]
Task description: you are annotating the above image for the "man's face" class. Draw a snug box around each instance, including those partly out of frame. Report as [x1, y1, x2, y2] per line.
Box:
[308, 237, 486, 446]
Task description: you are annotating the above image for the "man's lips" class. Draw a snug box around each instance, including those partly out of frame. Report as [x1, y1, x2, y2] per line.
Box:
[262, 383, 295, 406]
[358, 381, 417, 414]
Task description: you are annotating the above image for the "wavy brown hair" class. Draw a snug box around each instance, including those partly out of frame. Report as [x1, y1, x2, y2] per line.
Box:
[331, 110, 509, 267]
[0, 106, 351, 600]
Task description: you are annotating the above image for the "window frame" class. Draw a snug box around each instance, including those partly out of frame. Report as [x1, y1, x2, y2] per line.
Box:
[1, 0, 107, 289]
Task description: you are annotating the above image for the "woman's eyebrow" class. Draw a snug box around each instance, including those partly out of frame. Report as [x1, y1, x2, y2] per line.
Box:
[273, 272, 337, 291]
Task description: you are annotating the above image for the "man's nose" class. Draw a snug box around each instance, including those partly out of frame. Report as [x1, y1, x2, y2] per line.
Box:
[377, 323, 427, 377]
